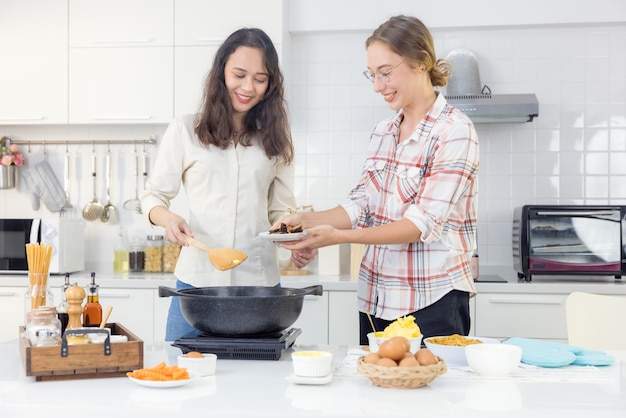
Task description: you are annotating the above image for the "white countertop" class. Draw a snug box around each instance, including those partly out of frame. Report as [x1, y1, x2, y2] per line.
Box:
[1, 339, 624, 418]
[2, 265, 626, 295]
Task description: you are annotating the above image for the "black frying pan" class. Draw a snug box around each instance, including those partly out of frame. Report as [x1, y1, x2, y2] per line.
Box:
[158, 285, 323, 336]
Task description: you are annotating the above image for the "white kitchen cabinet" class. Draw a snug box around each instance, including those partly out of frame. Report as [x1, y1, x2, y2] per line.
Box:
[174, 0, 284, 46]
[0, 0, 68, 125]
[291, 292, 329, 345]
[174, 46, 219, 117]
[68, 0, 174, 124]
[153, 290, 171, 342]
[69, 0, 173, 47]
[99, 288, 155, 342]
[328, 291, 360, 346]
[69, 47, 174, 124]
[0, 287, 27, 343]
[474, 293, 568, 342]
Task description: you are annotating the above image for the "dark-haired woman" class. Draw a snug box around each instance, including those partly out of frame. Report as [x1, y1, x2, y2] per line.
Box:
[279, 16, 479, 344]
[142, 28, 316, 341]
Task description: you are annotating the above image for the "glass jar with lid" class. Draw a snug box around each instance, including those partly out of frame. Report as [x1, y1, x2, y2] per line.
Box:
[25, 307, 62, 347]
[129, 236, 146, 272]
[144, 235, 164, 272]
[163, 242, 182, 273]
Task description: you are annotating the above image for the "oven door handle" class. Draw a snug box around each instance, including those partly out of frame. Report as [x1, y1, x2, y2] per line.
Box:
[536, 210, 617, 217]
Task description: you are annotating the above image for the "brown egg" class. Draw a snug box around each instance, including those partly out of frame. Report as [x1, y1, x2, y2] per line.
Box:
[399, 356, 419, 367]
[363, 353, 381, 364]
[376, 357, 398, 367]
[378, 339, 406, 361]
[184, 351, 204, 358]
[389, 336, 411, 352]
[415, 348, 438, 366]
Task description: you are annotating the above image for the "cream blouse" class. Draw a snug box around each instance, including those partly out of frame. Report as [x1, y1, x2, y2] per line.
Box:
[141, 114, 296, 287]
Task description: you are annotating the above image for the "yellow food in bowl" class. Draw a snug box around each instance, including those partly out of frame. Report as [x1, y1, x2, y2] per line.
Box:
[381, 315, 421, 338]
[427, 334, 483, 346]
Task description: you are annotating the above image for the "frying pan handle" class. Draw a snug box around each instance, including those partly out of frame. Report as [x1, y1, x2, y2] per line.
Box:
[300, 285, 323, 296]
[158, 286, 181, 298]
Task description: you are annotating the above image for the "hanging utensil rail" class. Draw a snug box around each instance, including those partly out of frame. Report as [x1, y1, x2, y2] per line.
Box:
[11, 138, 157, 147]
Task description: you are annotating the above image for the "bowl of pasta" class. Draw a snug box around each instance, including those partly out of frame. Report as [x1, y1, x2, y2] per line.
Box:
[424, 334, 500, 366]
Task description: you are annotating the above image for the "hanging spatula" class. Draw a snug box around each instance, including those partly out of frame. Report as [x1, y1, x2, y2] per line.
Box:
[186, 237, 247, 271]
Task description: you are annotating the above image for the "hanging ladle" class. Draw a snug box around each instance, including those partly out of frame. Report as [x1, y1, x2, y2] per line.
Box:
[123, 147, 141, 213]
[185, 237, 248, 271]
[82, 147, 104, 221]
[101, 146, 119, 224]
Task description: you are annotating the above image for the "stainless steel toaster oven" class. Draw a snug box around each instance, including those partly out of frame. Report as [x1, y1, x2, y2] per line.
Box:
[513, 205, 626, 281]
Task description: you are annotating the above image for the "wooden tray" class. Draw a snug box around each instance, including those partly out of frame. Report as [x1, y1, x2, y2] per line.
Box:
[19, 322, 144, 381]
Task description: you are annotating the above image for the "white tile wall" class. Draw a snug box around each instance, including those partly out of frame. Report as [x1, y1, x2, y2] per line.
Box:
[1, 22, 625, 272]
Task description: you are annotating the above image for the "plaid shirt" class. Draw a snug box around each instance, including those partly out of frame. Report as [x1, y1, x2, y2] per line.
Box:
[341, 93, 479, 320]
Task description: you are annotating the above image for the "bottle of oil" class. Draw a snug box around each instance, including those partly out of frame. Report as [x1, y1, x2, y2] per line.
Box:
[83, 272, 102, 327]
[113, 226, 129, 274]
[56, 273, 71, 334]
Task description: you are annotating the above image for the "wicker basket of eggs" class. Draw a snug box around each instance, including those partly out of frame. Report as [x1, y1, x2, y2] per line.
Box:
[357, 336, 447, 388]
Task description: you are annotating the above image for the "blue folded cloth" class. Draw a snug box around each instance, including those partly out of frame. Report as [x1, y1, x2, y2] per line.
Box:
[502, 337, 614, 368]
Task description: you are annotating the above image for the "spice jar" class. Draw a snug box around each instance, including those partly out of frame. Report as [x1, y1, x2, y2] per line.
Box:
[145, 235, 164, 272]
[129, 237, 146, 272]
[163, 242, 182, 273]
[26, 307, 62, 347]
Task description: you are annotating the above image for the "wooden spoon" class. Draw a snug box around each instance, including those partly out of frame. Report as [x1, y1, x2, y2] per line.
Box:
[99, 306, 113, 329]
[186, 237, 248, 271]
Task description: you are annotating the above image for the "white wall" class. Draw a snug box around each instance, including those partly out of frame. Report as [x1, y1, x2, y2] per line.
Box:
[1, 1, 625, 273]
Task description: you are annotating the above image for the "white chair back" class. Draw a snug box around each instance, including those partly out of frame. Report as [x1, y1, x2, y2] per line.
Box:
[566, 291, 626, 350]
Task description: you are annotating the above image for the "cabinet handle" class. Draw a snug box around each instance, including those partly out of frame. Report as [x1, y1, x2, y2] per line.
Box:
[489, 297, 562, 305]
[100, 293, 130, 299]
[91, 116, 152, 121]
[196, 37, 225, 43]
[93, 39, 153, 44]
[0, 291, 17, 296]
[0, 117, 46, 121]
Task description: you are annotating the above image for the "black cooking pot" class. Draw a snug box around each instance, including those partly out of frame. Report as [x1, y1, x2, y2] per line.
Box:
[158, 285, 323, 336]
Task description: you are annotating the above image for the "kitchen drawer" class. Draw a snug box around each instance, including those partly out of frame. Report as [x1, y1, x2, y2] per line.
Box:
[475, 293, 568, 341]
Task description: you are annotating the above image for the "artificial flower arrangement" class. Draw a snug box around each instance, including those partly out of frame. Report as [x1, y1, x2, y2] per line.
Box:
[0, 136, 25, 166]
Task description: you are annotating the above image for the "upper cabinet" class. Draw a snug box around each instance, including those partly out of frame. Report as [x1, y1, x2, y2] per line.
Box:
[1, 0, 286, 125]
[69, 0, 173, 47]
[174, 0, 284, 46]
[68, 0, 174, 124]
[0, 0, 68, 125]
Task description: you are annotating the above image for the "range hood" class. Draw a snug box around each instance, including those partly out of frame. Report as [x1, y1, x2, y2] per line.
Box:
[445, 92, 539, 123]
[444, 49, 539, 123]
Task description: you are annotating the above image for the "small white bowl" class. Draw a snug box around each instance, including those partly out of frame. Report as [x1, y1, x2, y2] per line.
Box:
[291, 351, 333, 377]
[424, 336, 499, 366]
[177, 353, 217, 377]
[367, 332, 423, 354]
[465, 343, 522, 377]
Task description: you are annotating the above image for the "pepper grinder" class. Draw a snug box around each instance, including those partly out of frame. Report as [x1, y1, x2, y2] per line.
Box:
[65, 284, 90, 344]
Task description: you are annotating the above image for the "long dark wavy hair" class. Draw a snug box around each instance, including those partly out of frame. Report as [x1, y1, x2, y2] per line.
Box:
[366, 15, 452, 88]
[194, 28, 293, 164]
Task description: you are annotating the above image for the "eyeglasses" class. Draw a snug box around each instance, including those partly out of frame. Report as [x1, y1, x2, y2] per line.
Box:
[363, 61, 404, 83]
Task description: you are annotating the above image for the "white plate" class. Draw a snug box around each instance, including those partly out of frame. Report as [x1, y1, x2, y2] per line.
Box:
[258, 231, 305, 242]
[128, 371, 199, 388]
[286, 373, 333, 385]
